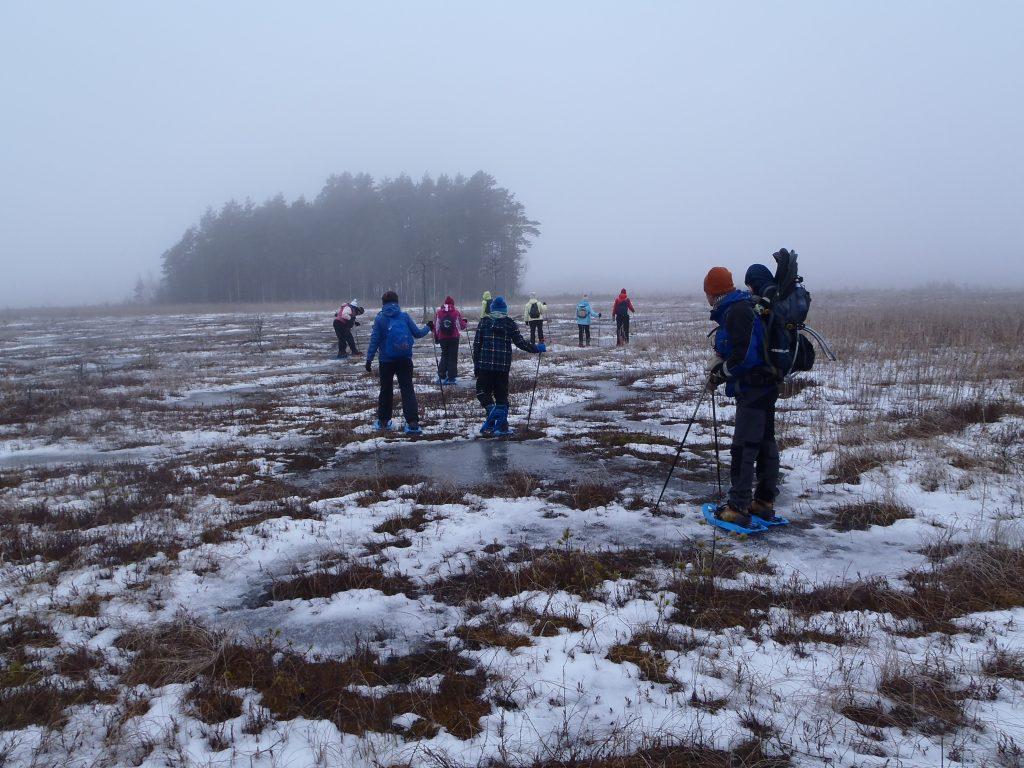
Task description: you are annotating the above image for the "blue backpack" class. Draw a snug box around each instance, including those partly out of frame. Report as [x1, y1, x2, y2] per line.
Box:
[382, 314, 414, 359]
[757, 249, 816, 378]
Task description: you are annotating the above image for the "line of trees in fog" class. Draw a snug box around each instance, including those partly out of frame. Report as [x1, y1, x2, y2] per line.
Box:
[159, 171, 539, 307]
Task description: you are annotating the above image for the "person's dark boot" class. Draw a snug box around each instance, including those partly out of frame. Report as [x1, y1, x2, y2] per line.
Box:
[716, 504, 752, 528]
[750, 498, 776, 521]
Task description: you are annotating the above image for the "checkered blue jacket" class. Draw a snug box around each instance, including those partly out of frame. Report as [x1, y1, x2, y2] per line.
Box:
[472, 315, 539, 373]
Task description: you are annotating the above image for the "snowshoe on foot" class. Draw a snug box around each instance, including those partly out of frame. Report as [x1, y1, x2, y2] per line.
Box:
[749, 499, 789, 527]
[493, 405, 515, 436]
[404, 423, 423, 436]
[701, 503, 770, 535]
[374, 419, 394, 431]
[479, 406, 498, 435]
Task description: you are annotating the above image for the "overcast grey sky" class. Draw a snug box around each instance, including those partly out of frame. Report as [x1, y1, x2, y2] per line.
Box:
[1, 1, 1022, 307]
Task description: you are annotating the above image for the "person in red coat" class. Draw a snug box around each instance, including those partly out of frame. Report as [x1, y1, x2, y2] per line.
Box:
[433, 296, 469, 384]
[612, 289, 636, 345]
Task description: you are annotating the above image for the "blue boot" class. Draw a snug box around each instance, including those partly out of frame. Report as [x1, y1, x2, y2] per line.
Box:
[404, 423, 423, 435]
[493, 405, 514, 436]
[374, 419, 394, 431]
[479, 406, 498, 435]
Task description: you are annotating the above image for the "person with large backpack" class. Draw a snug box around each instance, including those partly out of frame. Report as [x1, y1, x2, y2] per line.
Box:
[433, 296, 468, 384]
[703, 266, 780, 528]
[332, 299, 364, 358]
[473, 296, 546, 436]
[612, 289, 635, 345]
[523, 293, 547, 344]
[575, 295, 601, 347]
[365, 290, 433, 434]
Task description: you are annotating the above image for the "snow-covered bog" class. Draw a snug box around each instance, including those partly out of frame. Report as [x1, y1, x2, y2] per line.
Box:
[1, 294, 1023, 767]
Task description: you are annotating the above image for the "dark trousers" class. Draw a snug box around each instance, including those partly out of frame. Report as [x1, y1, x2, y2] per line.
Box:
[727, 385, 780, 512]
[528, 319, 545, 344]
[378, 358, 419, 426]
[334, 320, 358, 355]
[476, 369, 510, 410]
[615, 314, 630, 345]
[437, 338, 459, 380]
[577, 324, 591, 346]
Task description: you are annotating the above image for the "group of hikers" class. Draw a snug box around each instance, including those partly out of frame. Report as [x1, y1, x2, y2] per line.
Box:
[331, 248, 815, 526]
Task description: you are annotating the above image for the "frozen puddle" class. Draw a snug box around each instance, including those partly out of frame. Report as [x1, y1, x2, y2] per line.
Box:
[0, 445, 160, 469]
[172, 384, 266, 407]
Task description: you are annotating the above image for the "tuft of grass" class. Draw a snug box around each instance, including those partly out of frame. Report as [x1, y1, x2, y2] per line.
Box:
[982, 649, 1024, 681]
[895, 398, 1024, 441]
[262, 558, 415, 603]
[830, 499, 914, 531]
[825, 447, 900, 484]
[185, 678, 244, 723]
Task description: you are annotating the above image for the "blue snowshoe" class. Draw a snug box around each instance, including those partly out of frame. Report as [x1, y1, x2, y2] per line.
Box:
[701, 503, 771, 535]
[404, 423, 423, 436]
[492, 405, 515, 437]
[374, 419, 394, 431]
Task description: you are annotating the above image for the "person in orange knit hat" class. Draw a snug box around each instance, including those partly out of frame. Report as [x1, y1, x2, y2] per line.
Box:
[703, 266, 780, 528]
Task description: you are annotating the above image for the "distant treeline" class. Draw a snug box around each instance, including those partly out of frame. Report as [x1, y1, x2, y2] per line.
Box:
[159, 171, 539, 307]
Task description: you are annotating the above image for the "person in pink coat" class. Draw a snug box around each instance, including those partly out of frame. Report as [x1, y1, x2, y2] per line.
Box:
[433, 296, 469, 384]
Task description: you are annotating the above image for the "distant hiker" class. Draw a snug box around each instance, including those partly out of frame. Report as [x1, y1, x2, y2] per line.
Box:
[365, 290, 433, 434]
[481, 291, 493, 319]
[523, 293, 547, 344]
[612, 289, 635, 345]
[473, 295, 545, 436]
[333, 299, 364, 358]
[703, 266, 780, 527]
[575, 294, 600, 347]
[434, 295, 468, 384]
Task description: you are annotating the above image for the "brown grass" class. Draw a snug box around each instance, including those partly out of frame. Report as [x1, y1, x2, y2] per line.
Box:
[262, 558, 415, 603]
[982, 649, 1024, 681]
[830, 499, 914, 531]
[825, 447, 900, 484]
[120, 616, 492, 739]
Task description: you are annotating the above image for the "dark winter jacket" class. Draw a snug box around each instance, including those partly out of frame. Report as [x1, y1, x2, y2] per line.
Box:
[613, 292, 635, 318]
[473, 314, 540, 373]
[434, 296, 468, 340]
[710, 289, 773, 395]
[366, 302, 430, 364]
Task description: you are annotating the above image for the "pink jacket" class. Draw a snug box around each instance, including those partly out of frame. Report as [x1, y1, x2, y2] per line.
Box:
[434, 297, 468, 340]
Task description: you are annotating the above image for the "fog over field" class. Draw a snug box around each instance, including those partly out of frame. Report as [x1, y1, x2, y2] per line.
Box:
[2, 2, 1023, 308]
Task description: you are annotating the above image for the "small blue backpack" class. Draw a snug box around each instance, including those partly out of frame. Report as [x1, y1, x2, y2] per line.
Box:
[382, 314, 414, 358]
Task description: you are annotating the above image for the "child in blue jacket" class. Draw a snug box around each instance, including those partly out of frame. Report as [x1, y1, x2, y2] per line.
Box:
[365, 291, 433, 434]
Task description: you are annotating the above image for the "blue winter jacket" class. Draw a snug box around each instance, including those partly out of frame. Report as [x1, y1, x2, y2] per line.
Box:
[710, 289, 770, 395]
[575, 300, 598, 326]
[366, 302, 430, 364]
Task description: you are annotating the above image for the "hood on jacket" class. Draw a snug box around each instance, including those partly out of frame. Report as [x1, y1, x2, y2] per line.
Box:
[744, 264, 774, 296]
[489, 296, 508, 315]
[381, 301, 401, 317]
[618, 289, 628, 298]
[440, 296, 456, 312]
[482, 291, 491, 300]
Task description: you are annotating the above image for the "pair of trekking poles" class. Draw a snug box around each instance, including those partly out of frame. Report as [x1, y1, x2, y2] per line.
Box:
[428, 326, 544, 432]
[653, 374, 724, 513]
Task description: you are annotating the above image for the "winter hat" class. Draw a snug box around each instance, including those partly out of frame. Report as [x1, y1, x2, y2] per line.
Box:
[619, 288, 627, 296]
[350, 298, 360, 308]
[442, 295, 455, 310]
[744, 264, 774, 295]
[703, 267, 734, 296]
[490, 296, 508, 314]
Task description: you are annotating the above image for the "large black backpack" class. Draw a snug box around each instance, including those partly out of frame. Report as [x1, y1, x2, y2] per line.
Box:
[757, 249, 817, 379]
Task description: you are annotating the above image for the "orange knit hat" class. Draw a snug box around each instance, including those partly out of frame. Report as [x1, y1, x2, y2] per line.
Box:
[703, 267, 735, 296]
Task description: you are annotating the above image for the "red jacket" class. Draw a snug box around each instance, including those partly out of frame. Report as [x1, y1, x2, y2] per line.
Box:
[434, 297, 468, 340]
[613, 292, 635, 317]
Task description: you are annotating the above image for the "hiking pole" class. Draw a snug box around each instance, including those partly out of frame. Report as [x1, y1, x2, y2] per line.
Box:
[710, 390, 723, 499]
[525, 351, 543, 431]
[429, 331, 449, 425]
[653, 383, 709, 513]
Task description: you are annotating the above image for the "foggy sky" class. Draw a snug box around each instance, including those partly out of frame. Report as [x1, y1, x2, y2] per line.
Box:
[2, 1, 1022, 308]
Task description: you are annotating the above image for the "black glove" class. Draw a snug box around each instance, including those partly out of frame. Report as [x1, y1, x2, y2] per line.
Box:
[426, 320, 435, 331]
[353, 321, 361, 327]
[365, 361, 372, 373]
[706, 362, 726, 392]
